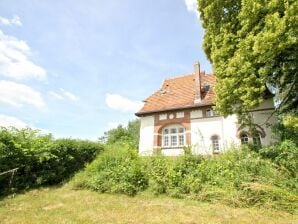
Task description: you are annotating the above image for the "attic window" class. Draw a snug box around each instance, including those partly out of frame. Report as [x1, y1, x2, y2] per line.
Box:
[160, 89, 167, 94]
[202, 82, 210, 92]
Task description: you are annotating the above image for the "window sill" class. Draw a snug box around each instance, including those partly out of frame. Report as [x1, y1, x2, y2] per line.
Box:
[162, 146, 185, 149]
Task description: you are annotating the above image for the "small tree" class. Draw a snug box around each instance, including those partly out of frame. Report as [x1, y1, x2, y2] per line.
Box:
[100, 119, 140, 149]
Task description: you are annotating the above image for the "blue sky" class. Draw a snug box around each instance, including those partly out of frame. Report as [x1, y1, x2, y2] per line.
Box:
[0, 0, 211, 140]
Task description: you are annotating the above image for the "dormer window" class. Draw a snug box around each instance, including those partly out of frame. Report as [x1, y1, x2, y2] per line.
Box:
[202, 82, 210, 92]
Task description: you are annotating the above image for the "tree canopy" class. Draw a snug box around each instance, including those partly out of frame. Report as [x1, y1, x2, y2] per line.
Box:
[99, 119, 140, 148]
[198, 0, 297, 123]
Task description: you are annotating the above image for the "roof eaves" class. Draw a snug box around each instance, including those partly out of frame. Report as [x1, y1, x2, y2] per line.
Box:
[135, 102, 214, 117]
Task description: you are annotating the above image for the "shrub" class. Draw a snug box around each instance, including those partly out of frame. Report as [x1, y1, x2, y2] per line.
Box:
[259, 140, 298, 177]
[146, 156, 172, 194]
[0, 127, 103, 195]
[72, 143, 148, 196]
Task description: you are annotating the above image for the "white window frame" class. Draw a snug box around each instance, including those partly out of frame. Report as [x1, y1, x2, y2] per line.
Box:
[212, 139, 220, 153]
[211, 135, 220, 153]
[162, 125, 185, 148]
[240, 133, 249, 144]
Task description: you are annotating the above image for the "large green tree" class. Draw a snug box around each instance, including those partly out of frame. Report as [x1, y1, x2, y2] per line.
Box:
[198, 0, 297, 124]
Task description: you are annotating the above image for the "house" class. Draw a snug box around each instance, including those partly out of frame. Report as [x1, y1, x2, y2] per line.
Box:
[135, 62, 277, 156]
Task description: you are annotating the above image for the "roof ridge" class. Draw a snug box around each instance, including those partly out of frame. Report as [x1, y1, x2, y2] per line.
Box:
[164, 73, 194, 81]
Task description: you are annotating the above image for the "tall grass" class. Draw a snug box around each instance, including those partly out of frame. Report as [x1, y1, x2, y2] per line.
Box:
[72, 143, 298, 213]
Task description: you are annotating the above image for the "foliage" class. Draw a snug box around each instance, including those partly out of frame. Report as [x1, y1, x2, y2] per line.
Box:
[259, 140, 298, 178]
[72, 143, 148, 196]
[0, 127, 103, 195]
[198, 0, 298, 120]
[74, 143, 297, 212]
[100, 119, 140, 149]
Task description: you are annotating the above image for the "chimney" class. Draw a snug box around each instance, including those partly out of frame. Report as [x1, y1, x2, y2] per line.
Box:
[194, 61, 201, 104]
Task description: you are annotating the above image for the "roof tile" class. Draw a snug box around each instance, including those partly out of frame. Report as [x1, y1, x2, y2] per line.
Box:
[137, 72, 216, 115]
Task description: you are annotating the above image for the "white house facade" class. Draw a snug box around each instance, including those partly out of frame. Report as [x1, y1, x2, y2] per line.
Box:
[135, 62, 277, 156]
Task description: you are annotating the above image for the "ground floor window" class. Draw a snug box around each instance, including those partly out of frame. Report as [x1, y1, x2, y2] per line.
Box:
[252, 133, 262, 146]
[240, 133, 249, 144]
[240, 132, 262, 146]
[211, 135, 220, 153]
[162, 125, 185, 147]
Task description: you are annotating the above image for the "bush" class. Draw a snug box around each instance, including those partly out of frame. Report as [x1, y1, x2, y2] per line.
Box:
[72, 143, 148, 196]
[259, 140, 298, 177]
[0, 127, 103, 195]
[71, 143, 297, 212]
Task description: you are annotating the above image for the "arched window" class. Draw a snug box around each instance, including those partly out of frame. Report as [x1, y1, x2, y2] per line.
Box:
[211, 135, 220, 153]
[162, 125, 185, 148]
[240, 133, 249, 144]
[252, 133, 262, 146]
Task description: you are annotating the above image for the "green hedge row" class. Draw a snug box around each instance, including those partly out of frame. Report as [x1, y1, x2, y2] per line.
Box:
[0, 128, 103, 196]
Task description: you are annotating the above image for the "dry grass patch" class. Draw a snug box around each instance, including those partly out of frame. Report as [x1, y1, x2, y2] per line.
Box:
[0, 185, 297, 224]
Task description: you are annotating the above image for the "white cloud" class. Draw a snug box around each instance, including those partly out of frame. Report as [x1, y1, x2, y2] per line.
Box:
[49, 91, 64, 100]
[60, 88, 79, 101]
[0, 80, 47, 111]
[0, 30, 47, 80]
[184, 0, 200, 18]
[0, 114, 28, 129]
[49, 88, 79, 102]
[105, 93, 143, 113]
[0, 15, 22, 26]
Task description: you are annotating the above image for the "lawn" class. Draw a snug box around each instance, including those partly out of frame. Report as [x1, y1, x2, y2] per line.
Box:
[0, 185, 297, 224]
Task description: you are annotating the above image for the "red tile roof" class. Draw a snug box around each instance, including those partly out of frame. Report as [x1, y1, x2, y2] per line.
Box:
[136, 72, 216, 116]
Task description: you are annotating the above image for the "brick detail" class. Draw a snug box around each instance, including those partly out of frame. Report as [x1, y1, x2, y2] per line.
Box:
[153, 109, 191, 147]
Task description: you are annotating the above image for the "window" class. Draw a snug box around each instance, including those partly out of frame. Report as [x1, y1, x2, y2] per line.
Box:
[206, 109, 212, 117]
[206, 109, 218, 117]
[252, 133, 262, 146]
[162, 125, 185, 148]
[202, 82, 210, 92]
[211, 135, 220, 153]
[159, 114, 167, 120]
[240, 133, 249, 144]
[176, 112, 184, 118]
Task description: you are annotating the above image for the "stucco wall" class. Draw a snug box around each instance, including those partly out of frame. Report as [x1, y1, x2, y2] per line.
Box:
[236, 98, 277, 146]
[138, 98, 276, 156]
[138, 116, 154, 155]
[190, 115, 238, 155]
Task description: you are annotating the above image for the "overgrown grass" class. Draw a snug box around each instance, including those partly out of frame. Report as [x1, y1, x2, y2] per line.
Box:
[72, 142, 148, 196]
[72, 143, 298, 213]
[0, 185, 297, 224]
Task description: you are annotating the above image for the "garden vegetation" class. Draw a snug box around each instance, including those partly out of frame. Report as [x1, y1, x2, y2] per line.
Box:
[72, 140, 298, 213]
[0, 127, 103, 196]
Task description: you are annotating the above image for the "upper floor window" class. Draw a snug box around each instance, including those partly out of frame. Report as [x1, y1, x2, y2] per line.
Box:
[162, 125, 185, 148]
[206, 109, 218, 117]
[240, 133, 249, 144]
